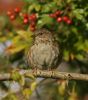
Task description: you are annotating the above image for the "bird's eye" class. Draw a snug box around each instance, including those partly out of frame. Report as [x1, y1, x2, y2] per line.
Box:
[39, 32, 43, 35]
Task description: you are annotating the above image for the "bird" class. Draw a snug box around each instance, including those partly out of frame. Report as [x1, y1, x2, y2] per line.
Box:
[25, 28, 62, 70]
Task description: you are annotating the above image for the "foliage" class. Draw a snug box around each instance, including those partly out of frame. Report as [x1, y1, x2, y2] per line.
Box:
[0, 0, 88, 99]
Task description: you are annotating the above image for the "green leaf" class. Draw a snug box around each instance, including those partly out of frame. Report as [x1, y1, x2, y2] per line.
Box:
[0, 36, 7, 42]
[22, 88, 32, 99]
[67, 0, 71, 3]
[34, 4, 41, 12]
[86, 23, 88, 28]
[37, 15, 53, 28]
[0, 16, 7, 30]
[11, 71, 21, 81]
[76, 44, 84, 51]
[84, 40, 88, 51]
[41, 5, 51, 13]
[11, 70, 25, 86]
[6, 30, 33, 55]
[73, 9, 84, 20]
[3, 93, 18, 100]
[30, 81, 37, 91]
[19, 75, 25, 86]
[25, 73, 35, 80]
[75, 54, 84, 61]
[24, 0, 38, 3]
[41, 2, 56, 13]
[63, 50, 69, 61]
[71, 27, 78, 34]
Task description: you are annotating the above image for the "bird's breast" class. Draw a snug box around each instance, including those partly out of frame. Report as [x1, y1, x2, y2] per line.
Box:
[29, 42, 59, 69]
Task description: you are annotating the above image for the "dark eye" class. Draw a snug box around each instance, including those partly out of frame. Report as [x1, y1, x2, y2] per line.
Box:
[39, 32, 43, 35]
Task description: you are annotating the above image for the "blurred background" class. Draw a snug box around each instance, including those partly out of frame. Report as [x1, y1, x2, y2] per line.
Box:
[0, 0, 88, 100]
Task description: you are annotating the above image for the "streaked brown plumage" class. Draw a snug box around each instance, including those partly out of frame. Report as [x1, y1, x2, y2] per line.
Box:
[25, 28, 61, 70]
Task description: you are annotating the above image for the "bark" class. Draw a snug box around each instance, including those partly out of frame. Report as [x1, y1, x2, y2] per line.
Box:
[0, 69, 88, 81]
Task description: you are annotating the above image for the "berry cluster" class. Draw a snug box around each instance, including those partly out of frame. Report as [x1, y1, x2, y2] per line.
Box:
[7, 7, 37, 31]
[7, 7, 20, 20]
[49, 10, 72, 25]
[23, 13, 37, 31]
[7, 9, 72, 31]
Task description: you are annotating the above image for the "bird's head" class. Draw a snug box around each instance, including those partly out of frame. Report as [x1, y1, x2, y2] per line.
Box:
[34, 28, 53, 40]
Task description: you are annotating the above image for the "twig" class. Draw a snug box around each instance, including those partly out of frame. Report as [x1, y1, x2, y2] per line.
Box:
[0, 69, 88, 81]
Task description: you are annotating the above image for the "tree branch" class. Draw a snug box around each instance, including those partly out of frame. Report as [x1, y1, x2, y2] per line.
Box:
[0, 69, 88, 81]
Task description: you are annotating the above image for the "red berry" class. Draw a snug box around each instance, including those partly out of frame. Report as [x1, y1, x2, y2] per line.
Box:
[57, 17, 62, 22]
[55, 10, 62, 16]
[49, 13, 57, 18]
[66, 19, 72, 24]
[63, 16, 69, 22]
[30, 22, 36, 27]
[14, 7, 20, 13]
[23, 14, 28, 18]
[29, 25, 35, 31]
[29, 14, 37, 21]
[23, 18, 29, 24]
[10, 15, 15, 20]
[7, 11, 12, 16]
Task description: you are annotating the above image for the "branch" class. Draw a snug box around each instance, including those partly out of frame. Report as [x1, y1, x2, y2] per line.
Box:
[0, 69, 88, 81]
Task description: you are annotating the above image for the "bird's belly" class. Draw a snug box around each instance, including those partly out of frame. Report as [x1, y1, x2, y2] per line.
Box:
[30, 43, 59, 69]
